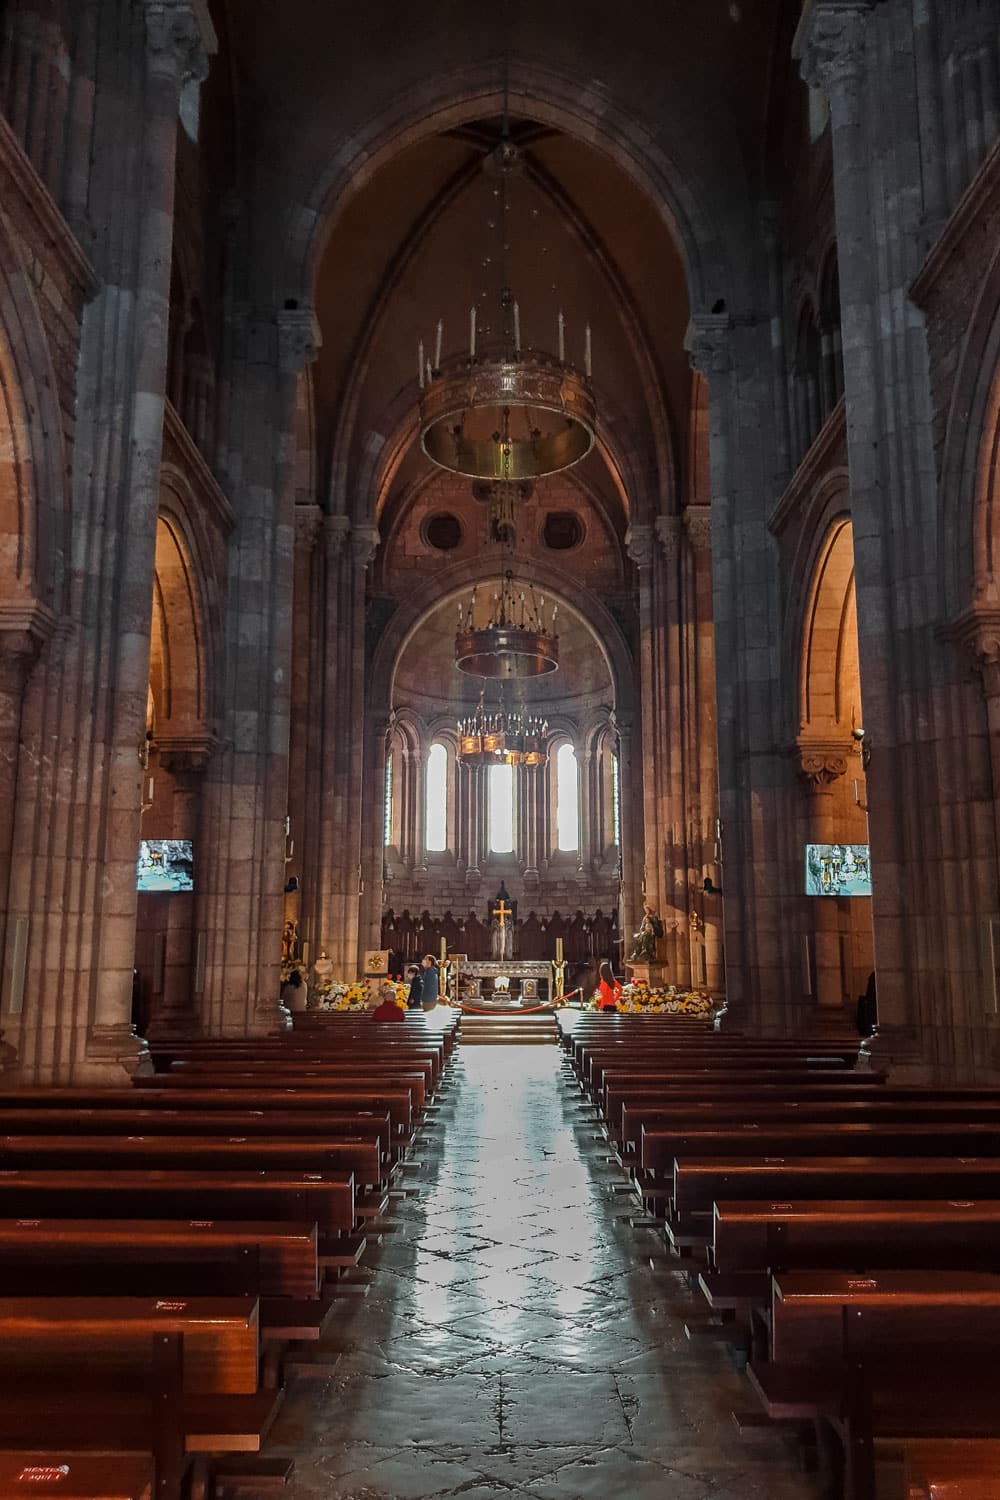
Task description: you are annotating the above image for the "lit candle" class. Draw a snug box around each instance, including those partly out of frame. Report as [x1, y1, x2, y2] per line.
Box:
[435, 319, 443, 371]
[558, 309, 565, 362]
[418, 339, 424, 389]
[470, 306, 477, 358]
[440, 936, 447, 965]
[584, 323, 592, 378]
[513, 300, 521, 353]
[555, 936, 563, 963]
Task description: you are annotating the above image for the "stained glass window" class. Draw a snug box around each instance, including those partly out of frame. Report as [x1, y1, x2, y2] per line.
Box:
[425, 742, 448, 852]
[488, 762, 514, 854]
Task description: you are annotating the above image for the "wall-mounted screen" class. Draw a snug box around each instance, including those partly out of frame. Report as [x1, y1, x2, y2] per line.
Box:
[137, 839, 194, 893]
[805, 843, 872, 898]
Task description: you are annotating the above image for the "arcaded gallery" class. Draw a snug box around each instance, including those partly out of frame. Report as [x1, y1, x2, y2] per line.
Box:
[0, 1, 998, 1496]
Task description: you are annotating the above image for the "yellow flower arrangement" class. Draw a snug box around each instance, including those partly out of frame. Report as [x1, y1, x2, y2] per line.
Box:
[616, 983, 713, 1017]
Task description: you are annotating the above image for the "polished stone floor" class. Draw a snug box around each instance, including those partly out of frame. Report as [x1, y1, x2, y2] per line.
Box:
[272, 1046, 818, 1500]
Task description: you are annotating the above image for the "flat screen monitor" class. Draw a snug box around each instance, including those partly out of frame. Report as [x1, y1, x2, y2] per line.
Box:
[805, 843, 871, 898]
[137, 839, 194, 893]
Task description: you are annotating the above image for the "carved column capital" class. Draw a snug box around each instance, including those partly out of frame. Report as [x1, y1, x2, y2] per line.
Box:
[683, 504, 713, 553]
[625, 523, 654, 570]
[143, 0, 214, 86]
[796, 1, 873, 111]
[325, 513, 352, 563]
[294, 504, 324, 553]
[684, 313, 733, 377]
[655, 514, 683, 561]
[277, 307, 321, 375]
[350, 525, 381, 570]
[945, 604, 1000, 699]
[794, 737, 852, 788]
[0, 600, 58, 693]
[156, 732, 219, 777]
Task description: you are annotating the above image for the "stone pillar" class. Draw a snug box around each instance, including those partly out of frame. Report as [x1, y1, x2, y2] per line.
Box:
[147, 735, 215, 1038]
[683, 503, 723, 993]
[796, 740, 851, 1010]
[198, 307, 320, 1036]
[575, 748, 593, 884]
[614, 713, 642, 953]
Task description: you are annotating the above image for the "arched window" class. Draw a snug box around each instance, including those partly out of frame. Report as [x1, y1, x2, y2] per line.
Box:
[488, 762, 514, 854]
[425, 742, 448, 852]
[383, 755, 393, 846]
[556, 743, 579, 852]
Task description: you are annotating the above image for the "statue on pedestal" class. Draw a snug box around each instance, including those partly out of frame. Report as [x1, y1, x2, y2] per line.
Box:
[488, 884, 517, 962]
[627, 901, 664, 963]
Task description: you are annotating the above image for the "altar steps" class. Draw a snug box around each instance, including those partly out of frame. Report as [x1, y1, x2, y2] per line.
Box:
[459, 1013, 558, 1045]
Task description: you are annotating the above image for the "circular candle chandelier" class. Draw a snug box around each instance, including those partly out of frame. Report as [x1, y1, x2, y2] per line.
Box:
[458, 688, 548, 769]
[455, 571, 558, 680]
[416, 130, 597, 483]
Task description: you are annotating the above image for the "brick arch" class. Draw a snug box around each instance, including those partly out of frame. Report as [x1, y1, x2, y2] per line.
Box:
[0, 212, 69, 618]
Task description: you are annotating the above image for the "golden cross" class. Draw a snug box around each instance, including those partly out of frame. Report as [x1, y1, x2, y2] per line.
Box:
[492, 899, 512, 928]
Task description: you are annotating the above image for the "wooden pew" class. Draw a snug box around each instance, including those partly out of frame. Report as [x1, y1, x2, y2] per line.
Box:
[673, 1155, 1000, 1220]
[0, 1168, 355, 1238]
[0, 1134, 381, 1188]
[712, 1199, 1000, 1278]
[0, 1219, 320, 1298]
[0, 1091, 414, 1137]
[0, 1452, 155, 1500]
[151, 1067, 430, 1113]
[643, 1120, 1000, 1177]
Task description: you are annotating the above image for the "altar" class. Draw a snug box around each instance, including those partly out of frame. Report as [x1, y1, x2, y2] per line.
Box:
[456, 960, 551, 1006]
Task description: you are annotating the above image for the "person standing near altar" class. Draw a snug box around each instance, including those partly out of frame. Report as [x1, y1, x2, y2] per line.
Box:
[597, 959, 622, 1012]
[420, 954, 440, 1010]
[405, 964, 423, 1009]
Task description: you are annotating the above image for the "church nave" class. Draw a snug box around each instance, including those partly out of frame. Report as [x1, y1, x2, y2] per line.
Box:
[270, 1048, 816, 1500]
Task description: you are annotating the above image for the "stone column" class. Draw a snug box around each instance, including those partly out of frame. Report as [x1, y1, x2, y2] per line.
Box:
[575, 748, 593, 884]
[198, 308, 320, 1035]
[687, 308, 790, 1033]
[614, 712, 643, 953]
[683, 503, 723, 992]
[147, 734, 216, 1038]
[796, 740, 851, 1010]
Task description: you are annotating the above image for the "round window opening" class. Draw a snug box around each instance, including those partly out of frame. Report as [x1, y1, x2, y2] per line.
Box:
[423, 513, 463, 551]
[543, 511, 584, 550]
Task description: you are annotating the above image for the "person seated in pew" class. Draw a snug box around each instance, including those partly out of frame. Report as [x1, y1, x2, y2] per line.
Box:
[597, 960, 622, 1012]
[372, 983, 406, 1023]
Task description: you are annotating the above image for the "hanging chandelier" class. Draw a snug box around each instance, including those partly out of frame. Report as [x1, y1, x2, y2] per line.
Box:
[457, 689, 548, 769]
[417, 134, 597, 483]
[455, 571, 558, 679]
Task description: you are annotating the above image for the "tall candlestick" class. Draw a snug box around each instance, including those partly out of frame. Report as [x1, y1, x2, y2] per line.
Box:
[426, 359, 433, 387]
[555, 936, 564, 963]
[584, 323, 592, 378]
[434, 319, 443, 371]
[418, 339, 424, 389]
[513, 300, 521, 353]
[470, 306, 477, 358]
[558, 309, 565, 363]
[439, 936, 447, 965]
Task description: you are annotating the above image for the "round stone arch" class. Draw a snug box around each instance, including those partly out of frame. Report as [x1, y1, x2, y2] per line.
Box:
[797, 514, 861, 742]
[155, 468, 227, 737]
[280, 59, 736, 329]
[781, 470, 856, 742]
[369, 560, 635, 730]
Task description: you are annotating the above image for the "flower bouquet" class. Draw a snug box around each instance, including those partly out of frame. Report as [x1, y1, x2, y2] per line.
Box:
[616, 982, 713, 1017]
[316, 980, 370, 1012]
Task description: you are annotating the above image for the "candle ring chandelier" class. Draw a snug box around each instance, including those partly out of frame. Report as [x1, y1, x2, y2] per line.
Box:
[458, 687, 548, 769]
[455, 570, 558, 680]
[417, 129, 596, 483]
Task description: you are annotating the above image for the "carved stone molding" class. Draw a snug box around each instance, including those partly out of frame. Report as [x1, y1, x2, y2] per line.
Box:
[351, 525, 381, 570]
[625, 523, 654, 570]
[294, 504, 324, 554]
[276, 307, 322, 375]
[0, 600, 58, 692]
[684, 313, 732, 377]
[325, 513, 351, 563]
[655, 515, 683, 561]
[795, 1, 873, 108]
[795, 737, 852, 787]
[683, 504, 712, 553]
[156, 732, 219, 776]
[944, 603, 1000, 698]
[144, 0, 214, 86]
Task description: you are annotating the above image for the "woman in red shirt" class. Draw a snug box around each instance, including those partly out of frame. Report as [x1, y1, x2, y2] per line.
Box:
[597, 960, 622, 1012]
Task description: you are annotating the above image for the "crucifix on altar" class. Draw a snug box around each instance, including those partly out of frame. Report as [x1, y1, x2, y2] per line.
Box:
[488, 884, 517, 962]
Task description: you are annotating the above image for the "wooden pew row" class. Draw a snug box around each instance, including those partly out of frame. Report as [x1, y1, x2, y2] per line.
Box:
[160, 1042, 450, 1092]
[0, 1134, 381, 1188]
[0, 1090, 415, 1137]
[159, 1065, 431, 1112]
[645, 1120, 1000, 1178]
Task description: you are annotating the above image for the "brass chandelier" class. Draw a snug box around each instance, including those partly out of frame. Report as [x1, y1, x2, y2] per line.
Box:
[455, 571, 558, 680]
[417, 132, 596, 483]
[458, 689, 548, 769]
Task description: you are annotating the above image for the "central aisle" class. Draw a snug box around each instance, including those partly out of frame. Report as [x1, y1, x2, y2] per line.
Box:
[275, 1046, 817, 1500]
